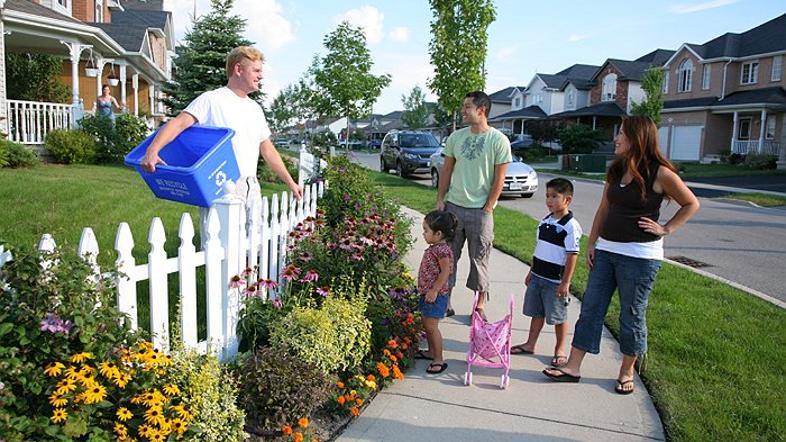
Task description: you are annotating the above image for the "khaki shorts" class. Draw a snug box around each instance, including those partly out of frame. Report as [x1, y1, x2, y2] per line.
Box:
[445, 201, 494, 294]
[198, 176, 261, 247]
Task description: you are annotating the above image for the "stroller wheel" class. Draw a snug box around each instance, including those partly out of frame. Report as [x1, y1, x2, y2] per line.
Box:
[464, 372, 472, 386]
[500, 375, 509, 390]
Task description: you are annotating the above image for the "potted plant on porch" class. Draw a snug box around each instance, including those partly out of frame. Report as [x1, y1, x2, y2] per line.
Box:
[84, 51, 99, 78]
[107, 64, 120, 86]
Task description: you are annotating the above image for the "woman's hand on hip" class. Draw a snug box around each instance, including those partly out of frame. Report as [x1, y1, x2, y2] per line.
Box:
[638, 217, 669, 237]
[586, 244, 596, 270]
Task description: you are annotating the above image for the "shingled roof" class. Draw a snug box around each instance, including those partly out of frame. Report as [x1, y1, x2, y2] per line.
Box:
[4, 0, 82, 24]
[663, 86, 786, 110]
[685, 13, 786, 59]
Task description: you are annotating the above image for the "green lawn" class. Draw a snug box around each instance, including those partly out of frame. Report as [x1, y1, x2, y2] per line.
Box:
[723, 193, 786, 207]
[672, 162, 786, 178]
[370, 170, 786, 442]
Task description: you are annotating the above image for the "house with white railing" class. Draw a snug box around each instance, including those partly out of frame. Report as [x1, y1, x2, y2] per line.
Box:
[0, 0, 173, 146]
[660, 13, 786, 166]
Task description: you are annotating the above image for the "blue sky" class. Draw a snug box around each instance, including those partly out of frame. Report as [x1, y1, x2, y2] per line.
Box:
[165, 0, 785, 114]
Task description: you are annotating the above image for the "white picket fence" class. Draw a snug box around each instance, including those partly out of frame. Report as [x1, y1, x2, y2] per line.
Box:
[37, 181, 325, 361]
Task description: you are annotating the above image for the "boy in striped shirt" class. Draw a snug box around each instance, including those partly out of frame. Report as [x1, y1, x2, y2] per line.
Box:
[511, 178, 582, 368]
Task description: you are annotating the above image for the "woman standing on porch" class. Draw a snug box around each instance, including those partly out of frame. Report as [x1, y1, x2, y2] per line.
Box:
[96, 85, 120, 123]
[542, 116, 700, 394]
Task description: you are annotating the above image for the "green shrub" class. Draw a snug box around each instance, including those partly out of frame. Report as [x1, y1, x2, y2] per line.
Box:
[79, 113, 149, 163]
[0, 139, 39, 168]
[0, 245, 140, 441]
[322, 294, 372, 371]
[257, 152, 298, 184]
[741, 152, 776, 170]
[165, 346, 247, 442]
[557, 123, 606, 154]
[269, 305, 343, 374]
[236, 295, 291, 352]
[45, 129, 96, 164]
[236, 346, 330, 432]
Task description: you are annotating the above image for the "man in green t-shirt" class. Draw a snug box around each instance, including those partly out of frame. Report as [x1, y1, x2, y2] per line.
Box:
[436, 91, 512, 319]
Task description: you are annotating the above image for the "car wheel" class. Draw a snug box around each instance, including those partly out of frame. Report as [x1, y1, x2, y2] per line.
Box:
[396, 161, 407, 177]
[380, 156, 386, 172]
[431, 169, 439, 188]
[522, 193, 534, 198]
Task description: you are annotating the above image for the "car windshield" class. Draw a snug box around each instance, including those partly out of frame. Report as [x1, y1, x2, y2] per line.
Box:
[400, 134, 439, 148]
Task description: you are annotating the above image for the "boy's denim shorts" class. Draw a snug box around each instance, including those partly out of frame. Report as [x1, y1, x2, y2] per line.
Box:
[419, 293, 449, 319]
[523, 274, 569, 325]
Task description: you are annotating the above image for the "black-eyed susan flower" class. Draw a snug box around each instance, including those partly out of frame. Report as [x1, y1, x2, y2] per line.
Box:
[113, 422, 128, 437]
[113, 372, 131, 389]
[56, 379, 77, 395]
[84, 384, 107, 404]
[48, 392, 68, 407]
[116, 407, 133, 421]
[171, 418, 187, 435]
[70, 352, 93, 363]
[162, 384, 180, 397]
[51, 408, 68, 423]
[98, 361, 118, 378]
[64, 365, 80, 380]
[144, 406, 166, 427]
[43, 361, 65, 377]
[138, 423, 152, 438]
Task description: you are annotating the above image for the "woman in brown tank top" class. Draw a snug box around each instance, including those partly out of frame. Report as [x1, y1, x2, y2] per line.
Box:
[543, 116, 700, 395]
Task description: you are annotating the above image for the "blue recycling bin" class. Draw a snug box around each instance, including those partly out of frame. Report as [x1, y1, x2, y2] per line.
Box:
[125, 125, 239, 207]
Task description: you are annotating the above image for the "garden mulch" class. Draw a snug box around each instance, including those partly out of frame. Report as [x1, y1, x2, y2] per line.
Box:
[336, 207, 665, 442]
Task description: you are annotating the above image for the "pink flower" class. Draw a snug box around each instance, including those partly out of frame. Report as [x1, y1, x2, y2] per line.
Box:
[281, 265, 301, 281]
[299, 252, 313, 262]
[229, 275, 244, 289]
[301, 270, 319, 283]
[317, 287, 330, 297]
[241, 267, 253, 278]
[259, 279, 279, 290]
[243, 285, 258, 297]
[351, 254, 364, 261]
[271, 298, 283, 309]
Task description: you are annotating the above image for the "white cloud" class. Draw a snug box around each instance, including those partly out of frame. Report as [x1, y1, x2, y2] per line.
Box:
[568, 34, 589, 42]
[388, 27, 409, 43]
[670, 0, 737, 14]
[334, 6, 385, 44]
[165, 0, 295, 50]
[495, 47, 516, 62]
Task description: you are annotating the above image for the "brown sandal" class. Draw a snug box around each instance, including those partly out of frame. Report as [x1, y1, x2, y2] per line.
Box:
[615, 379, 635, 395]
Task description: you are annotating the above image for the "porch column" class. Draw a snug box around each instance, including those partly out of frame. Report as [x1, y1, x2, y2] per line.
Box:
[148, 84, 155, 115]
[59, 41, 91, 106]
[119, 64, 127, 112]
[757, 110, 767, 153]
[0, 16, 8, 136]
[132, 74, 139, 116]
[95, 56, 108, 101]
[592, 116, 597, 130]
[730, 112, 739, 153]
[519, 119, 524, 137]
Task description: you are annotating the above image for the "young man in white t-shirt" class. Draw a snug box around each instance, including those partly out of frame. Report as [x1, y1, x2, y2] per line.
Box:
[141, 46, 302, 204]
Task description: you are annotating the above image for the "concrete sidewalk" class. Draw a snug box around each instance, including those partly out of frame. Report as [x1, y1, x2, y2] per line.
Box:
[338, 207, 665, 442]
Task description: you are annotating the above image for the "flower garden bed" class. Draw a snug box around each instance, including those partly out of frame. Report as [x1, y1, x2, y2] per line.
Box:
[0, 156, 419, 441]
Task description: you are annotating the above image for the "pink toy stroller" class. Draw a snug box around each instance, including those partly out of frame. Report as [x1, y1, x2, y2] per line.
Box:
[465, 292, 514, 389]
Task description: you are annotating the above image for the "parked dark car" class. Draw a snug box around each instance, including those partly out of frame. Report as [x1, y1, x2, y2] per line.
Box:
[510, 134, 534, 149]
[367, 139, 382, 149]
[380, 130, 441, 177]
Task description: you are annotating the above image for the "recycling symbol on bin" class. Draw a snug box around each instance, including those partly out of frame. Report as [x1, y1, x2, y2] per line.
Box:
[214, 171, 227, 187]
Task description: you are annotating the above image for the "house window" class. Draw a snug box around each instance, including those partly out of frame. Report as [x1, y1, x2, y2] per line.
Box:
[513, 97, 521, 108]
[738, 118, 751, 139]
[57, 0, 67, 7]
[702, 64, 711, 90]
[741, 62, 759, 84]
[567, 90, 575, 107]
[95, 0, 103, 22]
[766, 115, 776, 139]
[602, 73, 617, 101]
[678, 59, 693, 92]
[773, 55, 783, 82]
[662, 71, 669, 94]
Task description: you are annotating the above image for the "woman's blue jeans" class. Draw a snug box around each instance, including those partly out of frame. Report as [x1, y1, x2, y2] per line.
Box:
[572, 249, 661, 356]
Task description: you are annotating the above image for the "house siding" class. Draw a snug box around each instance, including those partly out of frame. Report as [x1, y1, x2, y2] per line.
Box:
[662, 49, 725, 99]
[525, 77, 548, 113]
[149, 33, 167, 73]
[661, 110, 708, 158]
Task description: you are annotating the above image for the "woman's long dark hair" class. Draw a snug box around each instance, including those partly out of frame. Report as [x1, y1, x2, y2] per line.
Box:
[606, 116, 677, 200]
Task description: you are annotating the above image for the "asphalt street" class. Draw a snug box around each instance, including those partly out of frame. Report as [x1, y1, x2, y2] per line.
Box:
[351, 151, 786, 304]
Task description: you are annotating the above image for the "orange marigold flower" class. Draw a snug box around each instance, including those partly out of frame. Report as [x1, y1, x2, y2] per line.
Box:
[282, 425, 293, 435]
[350, 407, 359, 417]
[336, 381, 345, 389]
[355, 398, 364, 406]
[336, 396, 346, 405]
[298, 417, 309, 428]
[294, 432, 304, 442]
[393, 364, 405, 380]
[387, 339, 398, 348]
[376, 362, 390, 378]
[366, 374, 375, 382]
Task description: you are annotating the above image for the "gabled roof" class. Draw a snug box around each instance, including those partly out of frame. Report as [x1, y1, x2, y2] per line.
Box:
[110, 7, 169, 29]
[663, 86, 786, 110]
[556, 64, 601, 90]
[537, 73, 568, 90]
[595, 59, 657, 82]
[635, 49, 676, 66]
[551, 102, 626, 118]
[491, 105, 547, 121]
[120, 0, 164, 10]
[5, 0, 82, 24]
[93, 23, 148, 52]
[488, 87, 517, 103]
[383, 111, 403, 120]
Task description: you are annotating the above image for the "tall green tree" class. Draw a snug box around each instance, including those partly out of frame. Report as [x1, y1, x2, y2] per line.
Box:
[5, 53, 71, 103]
[401, 86, 429, 129]
[161, 0, 252, 115]
[630, 67, 666, 126]
[310, 22, 391, 148]
[427, 0, 496, 131]
[268, 84, 300, 134]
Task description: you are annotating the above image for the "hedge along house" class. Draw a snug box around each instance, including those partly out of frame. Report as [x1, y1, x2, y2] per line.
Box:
[659, 13, 786, 166]
[0, 0, 173, 146]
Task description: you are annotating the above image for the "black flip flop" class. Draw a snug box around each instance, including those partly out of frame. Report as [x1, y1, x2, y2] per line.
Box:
[615, 379, 635, 395]
[426, 362, 448, 374]
[510, 344, 534, 355]
[542, 368, 581, 383]
[414, 349, 433, 360]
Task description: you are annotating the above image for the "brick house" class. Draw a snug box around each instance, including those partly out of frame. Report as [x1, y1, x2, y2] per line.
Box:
[0, 0, 173, 145]
[659, 13, 786, 164]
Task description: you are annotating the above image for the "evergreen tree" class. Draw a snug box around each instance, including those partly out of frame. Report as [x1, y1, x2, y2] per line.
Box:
[161, 0, 252, 115]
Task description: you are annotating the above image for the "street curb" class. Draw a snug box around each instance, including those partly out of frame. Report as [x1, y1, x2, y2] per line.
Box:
[664, 258, 786, 310]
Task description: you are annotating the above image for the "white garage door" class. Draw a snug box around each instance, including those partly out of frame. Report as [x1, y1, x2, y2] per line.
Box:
[670, 126, 702, 161]
[658, 127, 669, 156]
